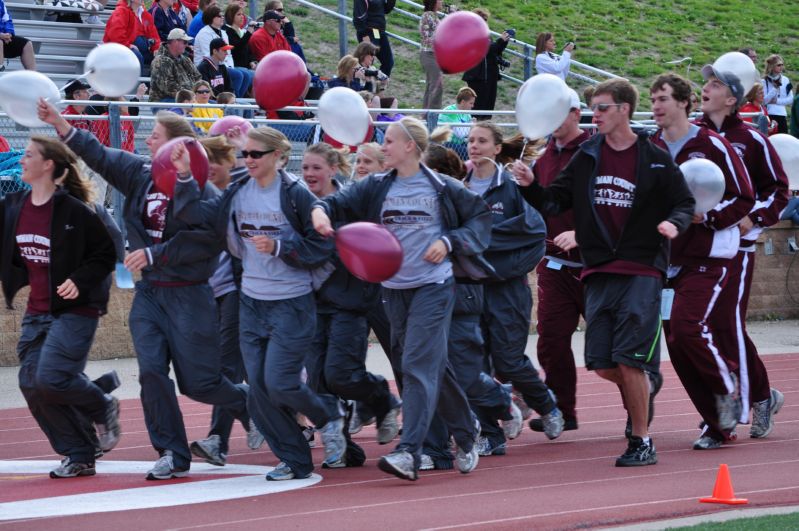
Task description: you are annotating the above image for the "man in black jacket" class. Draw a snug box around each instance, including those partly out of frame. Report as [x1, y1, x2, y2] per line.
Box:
[462, 8, 509, 121]
[512, 78, 695, 467]
[352, 0, 394, 78]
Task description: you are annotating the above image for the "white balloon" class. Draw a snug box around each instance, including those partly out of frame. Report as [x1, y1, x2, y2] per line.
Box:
[0, 71, 61, 128]
[769, 133, 799, 190]
[318, 87, 370, 146]
[680, 158, 726, 214]
[85, 43, 141, 98]
[515, 74, 572, 140]
[712, 51, 759, 95]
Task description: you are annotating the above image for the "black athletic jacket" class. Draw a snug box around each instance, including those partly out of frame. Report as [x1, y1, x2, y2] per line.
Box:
[519, 133, 696, 275]
[1, 189, 116, 314]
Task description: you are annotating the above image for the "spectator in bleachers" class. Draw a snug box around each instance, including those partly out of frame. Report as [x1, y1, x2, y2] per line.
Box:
[168, 88, 202, 134]
[197, 37, 232, 97]
[248, 9, 289, 61]
[462, 8, 508, 120]
[150, 0, 187, 43]
[534, 32, 574, 81]
[194, 6, 253, 98]
[103, 0, 161, 70]
[375, 95, 405, 123]
[352, 0, 394, 78]
[437, 86, 475, 144]
[739, 82, 778, 135]
[419, 0, 442, 112]
[187, 0, 214, 37]
[172, 0, 195, 26]
[91, 97, 137, 152]
[353, 41, 388, 94]
[265, 0, 306, 64]
[0, 0, 36, 71]
[62, 79, 94, 132]
[224, 4, 257, 70]
[739, 47, 758, 65]
[190, 80, 222, 133]
[581, 85, 594, 128]
[216, 91, 238, 115]
[328, 54, 367, 91]
[762, 54, 793, 134]
[149, 28, 201, 102]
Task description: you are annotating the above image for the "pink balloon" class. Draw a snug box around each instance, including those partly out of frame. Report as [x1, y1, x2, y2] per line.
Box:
[151, 137, 209, 199]
[433, 12, 490, 74]
[253, 50, 308, 111]
[208, 115, 253, 137]
[336, 222, 403, 283]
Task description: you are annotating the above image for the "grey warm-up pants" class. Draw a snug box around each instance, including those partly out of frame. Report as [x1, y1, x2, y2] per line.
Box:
[207, 290, 248, 455]
[239, 292, 341, 477]
[483, 277, 556, 415]
[17, 313, 107, 464]
[383, 277, 476, 465]
[129, 281, 249, 470]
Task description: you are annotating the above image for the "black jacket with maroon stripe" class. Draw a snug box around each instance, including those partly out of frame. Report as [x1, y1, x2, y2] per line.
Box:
[519, 132, 695, 275]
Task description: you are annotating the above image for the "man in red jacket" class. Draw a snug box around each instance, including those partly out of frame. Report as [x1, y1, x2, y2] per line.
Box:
[248, 9, 289, 61]
[650, 73, 755, 451]
[528, 89, 589, 433]
[698, 66, 789, 439]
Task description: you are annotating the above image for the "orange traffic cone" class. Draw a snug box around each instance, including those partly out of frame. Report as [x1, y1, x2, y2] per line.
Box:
[699, 464, 748, 505]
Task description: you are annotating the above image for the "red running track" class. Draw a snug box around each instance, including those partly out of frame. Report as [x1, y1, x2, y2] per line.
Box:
[1, 355, 798, 530]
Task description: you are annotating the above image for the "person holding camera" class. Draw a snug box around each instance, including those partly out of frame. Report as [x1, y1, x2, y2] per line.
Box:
[534, 32, 574, 81]
[461, 8, 510, 121]
[353, 41, 389, 94]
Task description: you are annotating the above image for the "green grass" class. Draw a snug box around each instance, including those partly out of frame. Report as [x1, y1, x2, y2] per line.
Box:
[275, 0, 797, 115]
[667, 511, 799, 530]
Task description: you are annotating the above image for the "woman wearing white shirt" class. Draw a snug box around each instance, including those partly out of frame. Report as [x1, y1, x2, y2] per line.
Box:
[762, 54, 793, 134]
[534, 32, 574, 81]
[194, 6, 254, 98]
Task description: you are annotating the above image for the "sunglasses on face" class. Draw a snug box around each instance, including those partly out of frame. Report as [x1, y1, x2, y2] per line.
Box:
[590, 103, 624, 112]
[196, 89, 211, 94]
[241, 149, 274, 159]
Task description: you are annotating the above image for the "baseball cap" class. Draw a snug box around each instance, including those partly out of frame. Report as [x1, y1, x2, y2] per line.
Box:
[63, 78, 91, 98]
[210, 38, 234, 52]
[701, 64, 744, 106]
[167, 28, 193, 41]
[262, 9, 286, 21]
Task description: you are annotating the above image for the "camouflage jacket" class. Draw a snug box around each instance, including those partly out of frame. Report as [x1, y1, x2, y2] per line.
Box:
[149, 46, 201, 103]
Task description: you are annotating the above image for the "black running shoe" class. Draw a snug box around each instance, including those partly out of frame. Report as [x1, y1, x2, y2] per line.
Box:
[615, 436, 657, 467]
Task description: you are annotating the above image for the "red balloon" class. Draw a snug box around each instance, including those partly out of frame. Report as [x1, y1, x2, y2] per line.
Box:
[322, 117, 375, 152]
[433, 12, 490, 74]
[151, 137, 209, 198]
[208, 115, 253, 137]
[336, 222, 403, 283]
[253, 50, 309, 111]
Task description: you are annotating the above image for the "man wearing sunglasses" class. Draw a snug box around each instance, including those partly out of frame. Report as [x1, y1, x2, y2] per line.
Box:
[513, 78, 695, 467]
[649, 73, 755, 451]
[697, 67, 789, 440]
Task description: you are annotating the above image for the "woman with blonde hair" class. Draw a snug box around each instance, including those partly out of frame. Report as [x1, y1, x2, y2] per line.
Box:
[353, 142, 385, 179]
[328, 54, 367, 91]
[762, 54, 793, 134]
[1, 136, 119, 479]
[172, 127, 347, 480]
[312, 116, 491, 481]
[36, 100, 251, 482]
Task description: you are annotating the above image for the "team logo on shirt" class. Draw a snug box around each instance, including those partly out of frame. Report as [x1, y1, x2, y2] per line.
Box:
[382, 210, 434, 227]
[237, 211, 286, 240]
[239, 223, 282, 239]
[686, 151, 707, 160]
[144, 191, 170, 241]
[15, 234, 50, 264]
[490, 201, 505, 215]
[731, 142, 746, 158]
[594, 175, 635, 208]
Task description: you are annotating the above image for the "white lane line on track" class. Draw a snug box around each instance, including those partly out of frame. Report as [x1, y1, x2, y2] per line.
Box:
[0, 461, 321, 522]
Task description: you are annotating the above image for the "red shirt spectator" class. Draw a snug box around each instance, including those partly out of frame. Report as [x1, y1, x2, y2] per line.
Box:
[104, 0, 161, 54]
[61, 79, 93, 132]
[248, 10, 290, 61]
[0, 135, 10, 153]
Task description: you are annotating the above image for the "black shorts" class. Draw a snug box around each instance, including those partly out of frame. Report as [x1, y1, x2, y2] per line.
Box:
[584, 273, 662, 373]
[3, 35, 29, 58]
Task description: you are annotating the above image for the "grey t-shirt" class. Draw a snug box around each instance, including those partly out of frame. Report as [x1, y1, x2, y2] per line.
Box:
[467, 172, 493, 197]
[233, 177, 312, 300]
[381, 171, 452, 289]
[663, 124, 701, 159]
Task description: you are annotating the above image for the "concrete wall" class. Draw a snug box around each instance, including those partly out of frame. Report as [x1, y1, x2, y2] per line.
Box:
[2, 221, 798, 366]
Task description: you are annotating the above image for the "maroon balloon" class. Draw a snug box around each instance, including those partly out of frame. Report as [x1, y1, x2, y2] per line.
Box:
[208, 115, 253, 137]
[151, 137, 209, 198]
[336, 222, 403, 283]
[253, 50, 309, 111]
[433, 11, 490, 74]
